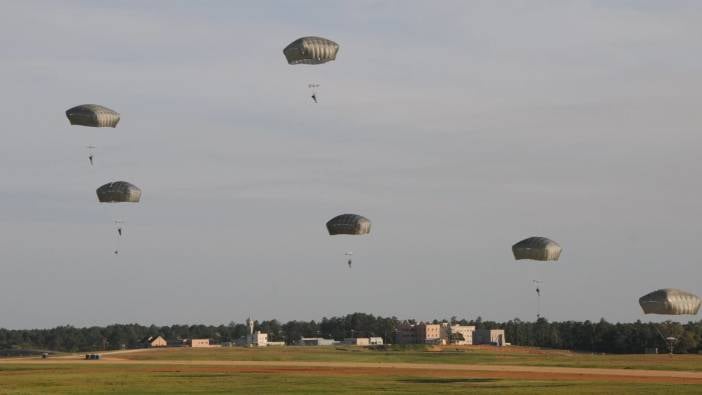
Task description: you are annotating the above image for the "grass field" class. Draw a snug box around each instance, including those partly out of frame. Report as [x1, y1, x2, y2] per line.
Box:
[2, 346, 702, 394]
[122, 344, 702, 372]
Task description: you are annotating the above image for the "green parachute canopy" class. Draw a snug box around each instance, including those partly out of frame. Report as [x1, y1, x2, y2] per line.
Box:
[96, 181, 141, 203]
[326, 214, 371, 236]
[66, 104, 120, 128]
[512, 237, 562, 261]
[639, 288, 701, 315]
[284, 37, 339, 65]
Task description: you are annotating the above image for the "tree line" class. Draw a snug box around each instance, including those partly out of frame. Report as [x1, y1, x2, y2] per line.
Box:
[1, 313, 701, 354]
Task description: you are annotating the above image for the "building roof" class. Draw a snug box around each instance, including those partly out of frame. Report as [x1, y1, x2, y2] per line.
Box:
[139, 335, 164, 343]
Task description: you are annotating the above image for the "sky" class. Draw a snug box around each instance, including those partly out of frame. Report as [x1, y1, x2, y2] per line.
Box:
[1, 1, 701, 329]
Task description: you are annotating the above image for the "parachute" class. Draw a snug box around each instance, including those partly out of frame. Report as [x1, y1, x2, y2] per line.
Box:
[96, 181, 141, 255]
[512, 237, 562, 261]
[66, 104, 120, 128]
[284, 37, 339, 65]
[327, 214, 370, 268]
[326, 214, 371, 235]
[638, 288, 700, 354]
[639, 289, 701, 315]
[512, 237, 561, 319]
[284, 37, 338, 103]
[96, 181, 142, 203]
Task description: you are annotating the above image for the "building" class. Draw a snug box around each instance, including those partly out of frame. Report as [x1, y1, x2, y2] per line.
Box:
[474, 329, 507, 346]
[298, 337, 336, 346]
[369, 337, 384, 345]
[396, 324, 417, 344]
[248, 331, 268, 347]
[417, 323, 443, 344]
[167, 339, 187, 347]
[448, 325, 476, 345]
[234, 317, 270, 347]
[396, 322, 477, 345]
[139, 335, 167, 348]
[187, 339, 212, 348]
[267, 341, 285, 346]
[343, 338, 370, 346]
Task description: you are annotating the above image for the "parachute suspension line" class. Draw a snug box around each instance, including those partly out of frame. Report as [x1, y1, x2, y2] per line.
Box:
[653, 324, 677, 356]
[309, 83, 320, 103]
[86, 145, 96, 167]
[533, 280, 542, 320]
[101, 205, 119, 255]
[114, 220, 125, 255]
[114, 231, 121, 255]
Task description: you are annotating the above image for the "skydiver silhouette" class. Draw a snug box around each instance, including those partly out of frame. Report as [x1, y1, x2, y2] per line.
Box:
[536, 287, 540, 295]
[348, 259, 352, 268]
[88, 154, 94, 166]
[117, 227, 122, 236]
[311, 93, 317, 103]
[114, 250, 119, 255]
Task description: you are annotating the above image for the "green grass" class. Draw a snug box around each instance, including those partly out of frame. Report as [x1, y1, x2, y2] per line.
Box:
[121, 346, 702, 372]
[0, 363, 698, 394]
[3, 347, 701, 393]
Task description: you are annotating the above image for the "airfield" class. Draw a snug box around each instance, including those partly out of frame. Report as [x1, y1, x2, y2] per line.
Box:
[2, 346, 702, 393]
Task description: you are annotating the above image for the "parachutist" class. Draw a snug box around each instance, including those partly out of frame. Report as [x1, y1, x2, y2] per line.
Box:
[117, 228, 122, 236]
[88, 155, 94, 166]
[311, 93, 317, 103]
[348, 259, 352, 268]
[114, 250, 118, 255]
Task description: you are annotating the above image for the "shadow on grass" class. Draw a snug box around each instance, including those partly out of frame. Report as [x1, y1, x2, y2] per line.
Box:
[0, 366, 71, 372]
[399, 378, 499, 384]
[159, 373, 232, 378]
[398, 378, 575, 390]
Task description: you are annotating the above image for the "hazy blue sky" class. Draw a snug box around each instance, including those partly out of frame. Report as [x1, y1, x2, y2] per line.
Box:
[1, 1, 701, 329]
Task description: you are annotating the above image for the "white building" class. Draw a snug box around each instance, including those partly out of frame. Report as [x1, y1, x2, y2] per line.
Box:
[235, 317, 269, 347]
[474, 329, 507, 346]
[247, 331, 268, 347]
[447, 324, 476, 345]
[343, 338, 370, 346]
[298, 337, 336, 346]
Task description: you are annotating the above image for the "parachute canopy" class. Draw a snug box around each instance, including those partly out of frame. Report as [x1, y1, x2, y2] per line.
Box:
[284, 37, 339, 65]
[639, 288, 701, 315]
[326, 214, 371, 235]
[66, 104, 120, 128]
[96, 181, 141, 203]
[512, 237, 562, 261]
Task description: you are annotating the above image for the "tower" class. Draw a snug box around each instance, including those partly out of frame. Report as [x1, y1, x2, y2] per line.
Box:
[247, 317, 254, 336]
